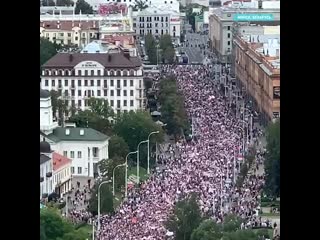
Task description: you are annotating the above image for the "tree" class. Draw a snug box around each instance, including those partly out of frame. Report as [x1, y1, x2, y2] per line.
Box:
[75, 0, 93, 14]
[222, 214, 243, 233]
[165, 193, 202, 240]
[40, 37, 59, 68]
[50, 90, 60, 118]
[113, 111, 164, 168]
[264, 119, 280, 198]
[109, 135, 130, 159]
[133, 0, 148, 11]
[40, 208, 73, 240]
[191, 219, 223, 240]
[145, 34, 157, 65]
[222, 229, 257, 240]
[163, 46, 175, 64]
[159, 34, 174, 63]
[88, 98, 114, 119]
[88, 181, 114, 216]
[42, 0, 55, 6]
[61, 229, 88, 240]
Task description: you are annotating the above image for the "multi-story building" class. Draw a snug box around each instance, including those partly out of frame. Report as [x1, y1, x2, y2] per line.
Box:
[40, 50, 145, 113]
[233, 26, 280, 124]
[52, 152, 72, 198]
[208, 0, 280, 63]
[132, 5, 181, 42]
[40, 141, 53, 199]
[40, 89, 110, 178]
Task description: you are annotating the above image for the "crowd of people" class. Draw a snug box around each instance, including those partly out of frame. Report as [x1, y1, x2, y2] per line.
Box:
[95, 64, 269, 239]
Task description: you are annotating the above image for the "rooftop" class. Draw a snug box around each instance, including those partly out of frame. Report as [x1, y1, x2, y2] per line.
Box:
[53, 152, 71, 171]
[46, 127, 109, 142]
[40, 20, 99, 31]
[40, 154, 51, 165]
[42, 52, 141, 68]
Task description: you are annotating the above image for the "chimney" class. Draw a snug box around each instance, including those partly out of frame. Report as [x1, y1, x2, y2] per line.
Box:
[69, 54, 73, 62]
[123, 49, 130, 59]
[80, 129, 84, 135]
[65, 129, 70, 135]
[93, 21, 96, 28]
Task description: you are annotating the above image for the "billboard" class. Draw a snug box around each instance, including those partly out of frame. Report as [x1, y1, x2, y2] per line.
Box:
[233, 14, 274, 22]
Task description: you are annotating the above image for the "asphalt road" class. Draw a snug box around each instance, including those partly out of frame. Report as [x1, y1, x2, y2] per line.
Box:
[178, 32, 209, 64]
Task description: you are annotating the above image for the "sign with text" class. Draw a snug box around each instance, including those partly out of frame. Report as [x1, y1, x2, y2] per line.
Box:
[81, 61, 98, 68]
[233, 14, 274, 22]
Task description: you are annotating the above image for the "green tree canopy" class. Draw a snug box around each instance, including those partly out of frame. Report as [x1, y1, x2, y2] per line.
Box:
[109, 135, 130, 159]
[159, 34, 175, 63]
[133, 0, 149, 11]
[56, 0, 74, 6]
[75, 0, 93, 14]
[42, 0, 55, 6]
[264, 119, 280, 197]
[191, 219, 223, 240]
[145, 33, 157, 64]
[222, 229, 257, 240]
[88, 181, 114, 216]
[222, 214, 243, 233]
[165, 193, 202, 240]
[40, 37, 59, 67]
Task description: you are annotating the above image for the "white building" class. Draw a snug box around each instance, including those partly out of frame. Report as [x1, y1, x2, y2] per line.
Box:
[132, 5, 181, 42]
[40, 89, 110, 178]
[40, 141, 53, 200]
[52, 152, 72, 197]
[40, 50, 145, 113]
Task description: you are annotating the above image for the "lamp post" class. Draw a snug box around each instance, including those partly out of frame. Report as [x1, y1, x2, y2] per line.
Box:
[97, 180, 112, 231]
[112, 163, 125, 196]
[238, 126, 245, 169]
[137, 140, 148, 185]
[147, 131, 160, 174]
[92, 220, 95, 240]
[124, 151, 138, 198]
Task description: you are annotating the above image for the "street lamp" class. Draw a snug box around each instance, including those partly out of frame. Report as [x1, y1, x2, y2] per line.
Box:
[125, 151, 138, 198]
[97, 180, 112, 231]
[147, 131, 160, 174]
[137, 140, 148, 184]
[112, 163, 125, 196]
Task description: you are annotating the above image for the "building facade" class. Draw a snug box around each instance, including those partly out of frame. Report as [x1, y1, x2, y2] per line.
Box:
[52, 152, 72, 197]
[40, 142, 53, 200]
[132, 6, 181, 42]
[233, 27, 280, 124]
[40, 51, 145, 113]
[208, 3, 280, 63]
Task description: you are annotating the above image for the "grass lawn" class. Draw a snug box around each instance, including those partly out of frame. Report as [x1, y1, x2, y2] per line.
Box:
[127, 166, 149, 182]
[260, 212, 280, 217]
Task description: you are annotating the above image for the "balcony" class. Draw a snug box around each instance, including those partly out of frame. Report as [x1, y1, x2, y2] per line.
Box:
[46, 172, 52, 178]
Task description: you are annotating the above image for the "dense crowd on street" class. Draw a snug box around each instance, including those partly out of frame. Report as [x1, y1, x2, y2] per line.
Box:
[96, 64, 268, 239]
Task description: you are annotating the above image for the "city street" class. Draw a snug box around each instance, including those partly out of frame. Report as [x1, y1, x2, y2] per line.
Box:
[178, 32, 209, 64]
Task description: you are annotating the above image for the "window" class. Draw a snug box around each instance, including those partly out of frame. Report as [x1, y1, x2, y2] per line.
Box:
[97, 80, 101, 86]
[104, 80, 107, 87]
[273, 87, 280, 99]
[129, 70, 134, 76]
[124, 100, 127, 106]
[75, 36, 78, 41]
[228, 41, 231, 46]
[155, 29, 158, 34]
[78, 80, 81, 86]
[91, 80, 94, 86]
[123, 70, 128, 76]
[97, 90, 101, 96]
[228, 33, 231, 38]
[123, 79, 127, 87]
[123, 90, 127, 96]
[117, 90, 121, 96]
[44, 80, 48, 86]
[85, 80, 88, 86]
[93, 147, 99, 157]
[111, 80, 114, 86]
[78, 90, 81, 96]
[130, 80, 133, 86]
[71, 167, 74, 174]
[65, 80, 68, 86]
[78, 167, 82, 174]
[77, 151, 82, 158]
[130, 90, 134, 96]
[71, 90, 75, 96]
[165, 17, 168, 22]
[117, 80, 121, 88]
[90, 70, 93, 76]
[104, 89, 108, 96]
[139, 80, 142, 88]
[78, 100, 82, 106]
[173, 26, 176, 31]
[51, 80, 55, 86]
[97, 70, 101, 76]
[227, 26, 231, 30]
[111, 90, 114, 96]
[110, 100, 114, 106]
[130, 100, 134, 107]
[117, 100, 121, 108]
[63, 151, 67, 157]
[72, 100, 75, 106]
[85, 70, 88, 76]
[70, 151, 74, 158]
[116, 70, 121, 76]
[71, 79, 75, 87]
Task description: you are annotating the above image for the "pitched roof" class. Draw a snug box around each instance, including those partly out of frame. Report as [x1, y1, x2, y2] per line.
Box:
[42, 52, 141, 68]
[53, 152, 71, 171]
[46, 127, 109, 142]
[40, 154, 51, 165]
[40, 21, 99, 31]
